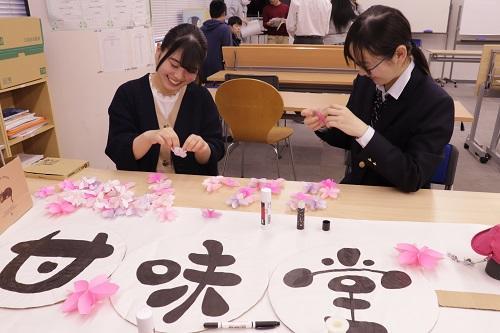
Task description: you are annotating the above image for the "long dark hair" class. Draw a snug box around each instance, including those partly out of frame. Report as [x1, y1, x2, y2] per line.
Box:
[331, 0, 357, 32]
[344, 5, 430, 75]
[157, 23, 207, 76]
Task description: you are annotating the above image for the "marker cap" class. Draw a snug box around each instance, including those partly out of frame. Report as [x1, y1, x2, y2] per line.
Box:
[322, 219, 330, 231]
[136, 306, 155, 333]
[261, 187, 272, 202]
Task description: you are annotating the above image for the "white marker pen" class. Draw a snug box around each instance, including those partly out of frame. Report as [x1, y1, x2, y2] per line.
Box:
[260, 188, 272, 228]
[136, 306, 155, 333]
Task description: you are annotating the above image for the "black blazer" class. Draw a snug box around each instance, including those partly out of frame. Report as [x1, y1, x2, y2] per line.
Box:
[316, 66, 454, 192]
[105, 74, 224, 176]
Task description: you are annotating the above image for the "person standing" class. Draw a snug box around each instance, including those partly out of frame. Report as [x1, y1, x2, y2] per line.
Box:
[286, 0, 332, 44]
[263, 0, 290, 44]
[201, 0, 233, 82]
[324, 0, 358, 45]
[226, 0, 251, 22]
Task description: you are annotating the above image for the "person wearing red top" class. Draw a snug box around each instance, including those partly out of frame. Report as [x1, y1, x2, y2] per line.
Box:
[263, 0, 289, 44]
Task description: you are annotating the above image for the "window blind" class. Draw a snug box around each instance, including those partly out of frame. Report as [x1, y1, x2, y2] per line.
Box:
[0, 0, 28, 16]
[151, 0, 211, 41]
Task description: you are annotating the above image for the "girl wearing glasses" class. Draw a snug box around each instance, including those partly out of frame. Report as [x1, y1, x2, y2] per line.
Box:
[302, 5, 454, 192]
[105, 24, 224, 175]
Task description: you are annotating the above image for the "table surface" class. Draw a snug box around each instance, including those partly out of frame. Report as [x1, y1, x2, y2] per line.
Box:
[208, 89, 473, 123]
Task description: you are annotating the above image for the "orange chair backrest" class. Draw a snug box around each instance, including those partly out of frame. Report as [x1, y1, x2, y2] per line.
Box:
[215, 79, 284, 143]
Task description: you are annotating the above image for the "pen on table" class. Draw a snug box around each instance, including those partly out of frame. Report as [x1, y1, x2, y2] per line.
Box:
[204, 321, 280, 329]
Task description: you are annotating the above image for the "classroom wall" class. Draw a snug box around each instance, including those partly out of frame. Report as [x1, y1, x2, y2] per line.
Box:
[28, 1, 154, 169]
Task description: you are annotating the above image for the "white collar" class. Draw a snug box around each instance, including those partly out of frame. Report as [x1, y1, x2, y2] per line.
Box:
[376, 60, 415, 101]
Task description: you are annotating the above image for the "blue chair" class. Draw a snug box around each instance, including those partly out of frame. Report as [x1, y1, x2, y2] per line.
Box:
[431, 144, 459, 190]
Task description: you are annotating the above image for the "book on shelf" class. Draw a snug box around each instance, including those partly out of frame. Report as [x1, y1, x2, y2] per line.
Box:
[5, 113, 37, 130]
[3, 109, 30, 121]
[6, 117, 48, 139]
[2, 107, 29, 119]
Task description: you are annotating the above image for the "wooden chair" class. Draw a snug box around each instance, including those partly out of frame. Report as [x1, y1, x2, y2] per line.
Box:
[215, 78, 297, 180]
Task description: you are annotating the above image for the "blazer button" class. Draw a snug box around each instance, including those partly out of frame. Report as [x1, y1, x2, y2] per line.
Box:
[358, 161, 366, 168]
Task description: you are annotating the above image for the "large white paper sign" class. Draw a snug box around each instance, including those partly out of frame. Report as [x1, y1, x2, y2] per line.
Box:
[0, 225, 126, 308]
[111, 235, 269, 333]
[268, 244, 439, 333]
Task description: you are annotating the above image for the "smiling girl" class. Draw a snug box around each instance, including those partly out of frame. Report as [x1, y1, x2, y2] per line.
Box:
[106, 24, 224, 175]
[301, 5, 454, 192]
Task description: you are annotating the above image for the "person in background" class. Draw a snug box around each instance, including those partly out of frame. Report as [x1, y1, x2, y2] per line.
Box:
[301, 5, 454, 192]
[201, 0, 233, 82]
[351, 0, 362, 14]
[286, 0, 332, 44]
[106, 24, 224, 176]
[263, 0, 290, 44]
[226, 0, 251, 23]
[324, 0, 358, 45]
[228, 16, 243, 46]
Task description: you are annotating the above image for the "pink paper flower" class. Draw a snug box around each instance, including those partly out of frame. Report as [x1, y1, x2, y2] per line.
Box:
[315, 109, 327, 127]
[221, 177, 240, 187]
[471, 225, 500, 263]
[147, 172, 167, 184]
[157, 207, 177, 222]
[35, 186, 56, 198]
[59, 179, 77, 191]
[46, 199, 77, 216]
[171, 147, 187, 158]
[319, 186, 340, 199]
[201, 208, 222, 219]
[395, 243, 444, 269]
[248, 178, 285, 194]
[226, 187, 257, 209]
[202, 177, 224, 193]
[62, 275, 119, 315]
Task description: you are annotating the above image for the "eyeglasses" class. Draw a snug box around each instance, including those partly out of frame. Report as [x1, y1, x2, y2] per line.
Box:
[357, 57, 386, 75]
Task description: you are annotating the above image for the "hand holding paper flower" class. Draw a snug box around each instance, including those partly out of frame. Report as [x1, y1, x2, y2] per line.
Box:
[62, 275, 119, 315]
[395, 243, 444, 269]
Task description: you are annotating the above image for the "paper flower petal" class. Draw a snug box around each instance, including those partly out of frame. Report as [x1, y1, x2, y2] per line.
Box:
[77, 291, 94, 315]
[201, 208, 222, 219]
[147, 172, 167, 184]
[61, 292, 81, 313]
[315, 109, 327, 126]
[171, 147, 187, 158]
[396, 243, 443, 269]
[35, 186, 56, 198]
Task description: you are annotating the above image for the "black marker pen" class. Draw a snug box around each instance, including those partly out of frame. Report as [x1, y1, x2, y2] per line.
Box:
[204, 321, 280, 329]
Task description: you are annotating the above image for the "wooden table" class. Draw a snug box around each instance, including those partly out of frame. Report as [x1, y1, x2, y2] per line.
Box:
[1, 169, 499, 332]
[208, 89, 474, 123]
[20, 168, 500, 228]
[207, 70, 357, 93]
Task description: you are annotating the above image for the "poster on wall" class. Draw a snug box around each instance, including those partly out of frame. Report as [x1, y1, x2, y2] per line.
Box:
[46, 0, 151, 31]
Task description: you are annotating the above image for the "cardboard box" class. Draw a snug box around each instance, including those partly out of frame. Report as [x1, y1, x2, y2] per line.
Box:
[23, 157, 89, 180]
[0, 17, 46, 89]
[0, 157, 33, 233]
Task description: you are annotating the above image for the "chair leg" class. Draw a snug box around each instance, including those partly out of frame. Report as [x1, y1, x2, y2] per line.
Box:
[240, 142, 245, 178]
[271, 145, 280, 178]
[222, 142, 238, 176]
[287, 138, 297, 181]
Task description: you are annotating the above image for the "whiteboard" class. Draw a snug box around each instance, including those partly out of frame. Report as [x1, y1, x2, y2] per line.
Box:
[358, 0, 451, 33]
[459, 0, 500, 36]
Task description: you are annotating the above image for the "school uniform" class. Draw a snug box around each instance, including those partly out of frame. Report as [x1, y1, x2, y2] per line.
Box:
[105, 74, 224, 176]
[316, 62, 454, 192]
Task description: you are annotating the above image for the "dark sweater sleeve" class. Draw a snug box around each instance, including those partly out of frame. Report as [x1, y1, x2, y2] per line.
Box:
[358, 95, 454, 192]
[105, 83, 142, 170]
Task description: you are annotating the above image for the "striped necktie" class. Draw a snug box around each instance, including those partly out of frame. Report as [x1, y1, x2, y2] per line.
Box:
[371, 89, 385, 127]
